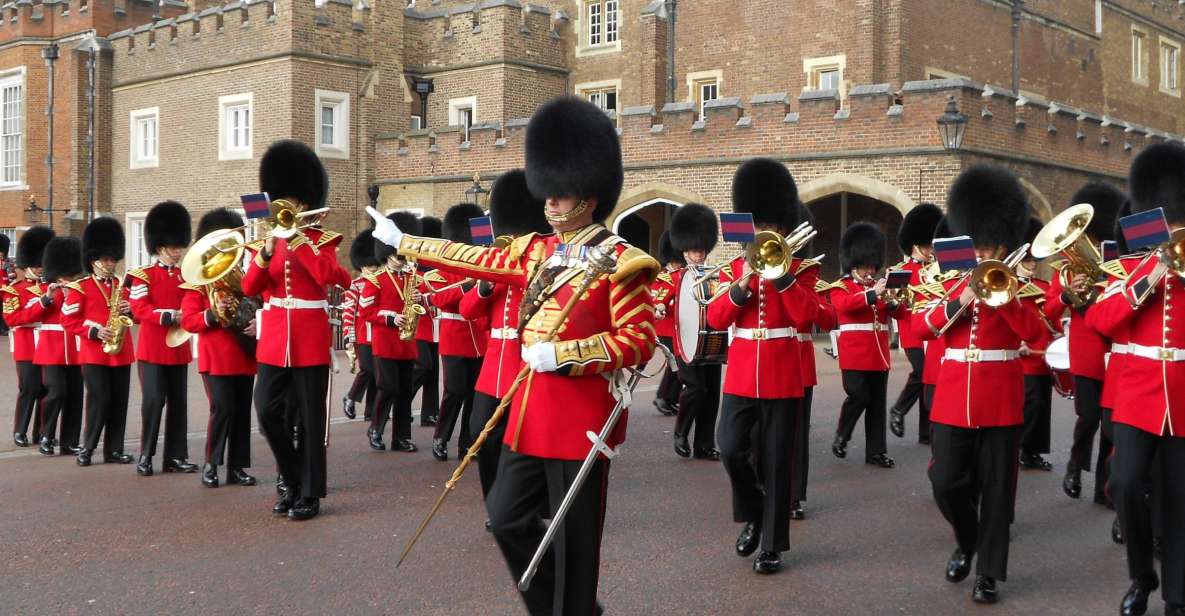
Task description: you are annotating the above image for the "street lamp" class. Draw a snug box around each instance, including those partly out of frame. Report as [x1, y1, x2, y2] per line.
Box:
[368, 184, 380, 209]
[937, 95, 968, 150]
[25, 194, 56, 229]
[464, 173, 489, 207]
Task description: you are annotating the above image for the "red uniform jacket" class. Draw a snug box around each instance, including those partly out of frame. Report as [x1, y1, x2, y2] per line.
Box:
[179, 286, 256, 376]
[706, 256, 819, 399]
[127, 262, 192, 365]
[913, 276, 1043, 427]
[460, 282, 523, 398]
[894, 258, 927, 350]
[830, 277, 908, 372]
[426, 270, 486, 358]
[797, 269, 836, 388]
[398, 224, 658, 461]
[3, 278, 43, 361]
[61, 275, 135, 367]
[1088, 256, 1185, 437]
[241, 229, 350, 368]
[1091, 259, 1141, 411]
[1016, 277, 1057, 376]
[416, 268, 441, 343]
[358, 268, 419, 361]
[1043, 273, 1108, 381]
[652, 270, 677, 338]
[27, 283, 79, 366]
[342, 276, 371, 346]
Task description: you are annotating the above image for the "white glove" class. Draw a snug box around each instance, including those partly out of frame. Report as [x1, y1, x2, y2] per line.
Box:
[521, 342, 558, 373]
[367, 206, 403, 247]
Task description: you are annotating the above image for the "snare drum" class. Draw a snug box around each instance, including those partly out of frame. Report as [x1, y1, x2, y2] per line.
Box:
[1045, 336, 1075, 400]
[675, 266, 729, 365]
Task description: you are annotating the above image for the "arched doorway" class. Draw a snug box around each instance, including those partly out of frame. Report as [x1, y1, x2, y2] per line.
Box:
[611, 198, 678, 255]
[799, 175, 915, 281]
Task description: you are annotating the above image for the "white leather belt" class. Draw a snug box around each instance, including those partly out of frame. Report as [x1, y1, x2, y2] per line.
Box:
[266, 297, 328, 310]
[37, 324, 64, 332]
[944, 348, 1020, 362]
[733, 326, 797, 341]
[1129, 343, 1185, 362]
[839, 323, 883, 332]
[1111, 343, 1130, 355]
[490, 327, 519, 340]
[797, 333, 812, 342]
[437, 311, 466, 321]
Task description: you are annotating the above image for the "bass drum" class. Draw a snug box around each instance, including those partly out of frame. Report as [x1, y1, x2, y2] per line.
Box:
[675, 267, 729, 365]
[1045, 336, 1075, 400]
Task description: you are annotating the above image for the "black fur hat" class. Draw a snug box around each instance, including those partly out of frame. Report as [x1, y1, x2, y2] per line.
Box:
[145, 201, 192, 253]
[490, 169, 550, 237]
[82, 217, 125, 272]
[933, 216, 951, 241]
[260, 140, 328, 209]
[391, 211, 422, 238]
[0, 233, 8, 255]
[444, 203, 484, 243]
[1022, 216, 1044, 247]
[1068, 182, 1126, 242]
[16, 226, 54, 269]
[670, 203, 719, 253]
[732, 158, 799, 230]
[946, 165, 1029, 250]
[1129, 143, 1185, 224]
[350, 230, 378, 270]
[841, 222, 886, 271]
[658, 230, 682, 266]
[196, 208, 245, 239]
[41, 236, 82, 282]
[524, 96, 623, 223]
[897, 203, 943, 254]
[421, 216, 443, 239]
[374, 214, 402, 263]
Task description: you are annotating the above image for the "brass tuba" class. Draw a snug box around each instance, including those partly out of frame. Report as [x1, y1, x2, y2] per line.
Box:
[178, 228, 259, 351]
[1031, 203, 1105, 308]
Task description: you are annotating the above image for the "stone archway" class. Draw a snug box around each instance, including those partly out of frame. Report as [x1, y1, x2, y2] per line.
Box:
[800, 174, 915, 280]
[607, 182, 708, 256]
[1018, 177, 1053, 222]
[606, 182, 706, 229]
[798, 173, 917, 218]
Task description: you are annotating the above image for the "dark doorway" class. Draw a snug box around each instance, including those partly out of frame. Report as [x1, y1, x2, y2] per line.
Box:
[805, 193, 905, 281]
[613, 201, 678, 257]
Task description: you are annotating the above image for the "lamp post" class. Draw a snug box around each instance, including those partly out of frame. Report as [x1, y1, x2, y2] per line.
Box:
[25, 194, 56, 229]
[411, 77, 434, 129]
[41, 42, 58, 230]
[464, 173, 489, 208]
[937, 95, 968, 150]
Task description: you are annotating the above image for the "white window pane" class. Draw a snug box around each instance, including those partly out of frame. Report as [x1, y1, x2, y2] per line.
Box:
[1, 83, 21, 184]
[605, 0, 618, 43]
[321, 105, 335, 146]
[588, 2, 601, 46]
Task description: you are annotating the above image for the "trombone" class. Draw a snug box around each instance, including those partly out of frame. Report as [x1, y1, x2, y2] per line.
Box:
[217, 199, 329, 253]
[1031, 203, 1105, 308]
[1126, 227, 1185, 307]
[927, 243, 1031, 337]
[693, 221, 817, 304]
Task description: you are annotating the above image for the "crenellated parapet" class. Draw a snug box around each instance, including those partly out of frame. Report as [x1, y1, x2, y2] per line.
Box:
[0, 0, 186, 43]
[403, 0, 568, 73]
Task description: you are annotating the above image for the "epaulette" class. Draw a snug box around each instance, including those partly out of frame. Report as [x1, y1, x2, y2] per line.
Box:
[64, 281, 84, 293]
[26, 284, 42, 297]
[0, 285, 16, 296]
[655, 271, 674, 286]
[1099, 259, 1130, 281]
[245, 239, 267, 253]
[610, 246, 661, 283]
[814, 279, 839, 294]
[1016, 282, 1045, 299]
[126, 267, 150, 284]
[316, 231, 342, 248]
[362, 271, 381, 286]
[795, 259, 822, 275]
[423, 270, 447, 285]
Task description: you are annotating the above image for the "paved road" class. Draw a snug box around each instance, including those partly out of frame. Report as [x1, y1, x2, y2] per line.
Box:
[0, 344, 1142, 615]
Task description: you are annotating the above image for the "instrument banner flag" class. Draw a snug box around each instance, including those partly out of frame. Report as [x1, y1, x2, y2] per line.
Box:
[886, 270, 912, 288]
[240, 193, 272, 219]
[1120, 208, 1171, 250]
[1101, 240, 1120, 262]
[933, 236, 977, 272]
[469, 216, 494, 245]
[720, 213, 756, 243]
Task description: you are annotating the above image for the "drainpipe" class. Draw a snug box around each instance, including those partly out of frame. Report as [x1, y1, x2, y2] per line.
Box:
[41, 42, 58, 229]
[664, 0, 676, 103]
[1011, 0, 1023, 94]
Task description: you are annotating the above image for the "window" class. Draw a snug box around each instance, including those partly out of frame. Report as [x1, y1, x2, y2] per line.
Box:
[218, 93, 253, 160]
[1162, 39, 1181, 95]
[315, 89, 350, 159]
[1133, 28, 1148, 84]
[817, 69, 840, 91]
[587, 1, 601, 46]
[0, 70, 23, 188]
[125, 213, 149, 268]
[410, 115, 423, 130]
[694, 79, 719, 120]
[605, 0, 618, 43]
[582, 0, 618, 50]
[130, 107, 159, 169]
[586, 87, 618, 115]
[803, 54, 847, 99]
[448, 96, 477, 142]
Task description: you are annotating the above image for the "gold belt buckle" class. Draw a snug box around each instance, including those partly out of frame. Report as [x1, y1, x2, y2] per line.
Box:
[752, 328, 767, 340]
[1160, 347, 1174, 361]
[964, 348, 981, 362]
[873, 322, 881, 332]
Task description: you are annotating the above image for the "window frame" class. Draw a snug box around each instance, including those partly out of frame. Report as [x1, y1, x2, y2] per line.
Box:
[575, 0, 622, 57]
[129, 107, 159, 169]
[1132, 26, 1149, 85]
[0, 67, 25, 190]
[694, 78, 719, 120]
[314, 89, 351, 160]
[803, 54, 848, 102]
[448, 96, 478, 142]
[218, 93, 253, 161]
[1160, 37, 1181, 97]
[124, 212, 149, 268]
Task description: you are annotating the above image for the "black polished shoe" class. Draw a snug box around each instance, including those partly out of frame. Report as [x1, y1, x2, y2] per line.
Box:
[272, 491, 297, 515]
[38, 437, 54, 456]
[367, 428, 385, 451]
[104, 452, 134, 464]
[136, 455, 153, 477]
[693, 447, 721, 461]
[889, 409, 905, 438]
[945, 548, 972, 583]
[752, 551, 782, 574]
[971, 576, 998, 604]
[342, 396, 356, 420]
[68, 445, 84, 455]
[1019, 451, 1054, 471]
[431, 438, 448, 461]
[735, 521, 761, 557]
[391, 439, 418, 452]
[790, 501, 805, 520]
[13, 432, 29, 447]
[288, 497, 320, 521]
[1063, 468, 1082, 499]
[866, 453, 895, 468]
[76, 450, 92, 467]
[1120, 578, 1159, 616]
[831, 434, 847, 459]
[201, 463, 219, 488]
[163, 459, 199, 473]
[227, 468, 256, 486]
[654, 399, 678, 416]
[673, 433, 691, 458]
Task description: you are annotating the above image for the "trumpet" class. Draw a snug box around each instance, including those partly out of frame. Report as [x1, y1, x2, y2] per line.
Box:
[1127, 228, 1185, 307]
[1031, 203, 1105, 308]
[928, 243, 1031, 337]
[696, 222, 818, 304]
[217, 199, 329, 253]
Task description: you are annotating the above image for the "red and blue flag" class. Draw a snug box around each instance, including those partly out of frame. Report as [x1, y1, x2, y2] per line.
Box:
[1120, 208, 1171, 251]
[470, 216, 494, 245]
[934, 236, 978, 272]
[719, 213, 756, 243]
[240, 193, 271, 220]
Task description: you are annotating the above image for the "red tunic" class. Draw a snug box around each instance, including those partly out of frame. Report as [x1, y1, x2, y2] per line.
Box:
[60, 275, 135, 367]
[426, 270, 486, 358]
[460, 282, 523, 398]
[341, 276, 370, 346]
[894, 258, 927, 350]
[179, 286, 257, 376]
[1043, 273, 1108, 381]
[3, 278, 43, 361]
[415, 269, 441, 343]
[830, 277, 908, 372]
[127, 262, 192, 365]
[797, 269, 836, 388]
[1016, 277, 1057, 376]
[358, 268, 419, 361]
[27, 283, 79, 366]
[652, 271, 677, 338]
[1092, 258, 1143, 410]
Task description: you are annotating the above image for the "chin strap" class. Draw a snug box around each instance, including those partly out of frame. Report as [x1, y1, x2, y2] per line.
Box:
[544, 200, 590, 224]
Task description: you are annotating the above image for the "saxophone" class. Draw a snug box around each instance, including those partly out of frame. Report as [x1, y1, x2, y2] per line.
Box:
[399, 259, 427, 341]
[101, 271, 133, 355]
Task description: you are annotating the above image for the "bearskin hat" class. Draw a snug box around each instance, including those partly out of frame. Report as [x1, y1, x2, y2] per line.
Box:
[444, 203, 484, 243]
[0, 233, 9, 256]
[841, 222, 886, 271]
[82, 217, 125, 272]
[658, 230, 683, 266]
[421, 216, 443, 239]
[732, 158, 799, 230]
[1129, 143, 1185, 224]
[1067, 182, 1126, 242]
[946, 165, 1029, 250]
[490, 169, 550, 237]
[373, 214, 403, 263]
[933, 216, 951, 241]
[196, 208, 245, 239]
[16, 226, 54, 269]
[524, 96, 623, 223]
[144, 201, 192, 253]
[1022, 216, 1044, 247]
[260, 140, 328, 209]
[41, 236, 82, 282]
[670, 203, 719, 254]
[898, 203, 943, 254]
[350, 230, 378, 270]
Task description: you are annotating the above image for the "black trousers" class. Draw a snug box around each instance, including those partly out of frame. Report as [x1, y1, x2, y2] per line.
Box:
[14, 360, 45, 439]
[435, 356, 482, 451]
[837, 370, 889, 458]
[891, 347, 925, 420]
[202, 374, 253, 468]
[487, 448, 610, 616]
[655, 336, 681, 406]
[470, 392, 508, 499]
[346, 343, 377, 420]
[929, 424, 1021, 581]
[718, 394, 799, 553]
[1021, 375, 1053, 455]
[41, 365, 83, 449]
[673, 360, 720, 451]
[1070, 376, 1110, 497]
[371, 357, 414, 443]
[411, 340, 440, 421]
[791, 387, 813, 502]
[255, 364, 329, 499]
[138, 362, 189, 460]
[82, 365, 132, 457]
[1112, 424, 1185, 604]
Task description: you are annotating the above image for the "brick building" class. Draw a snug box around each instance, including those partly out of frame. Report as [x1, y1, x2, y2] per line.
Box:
[0, 0, 1182, 276]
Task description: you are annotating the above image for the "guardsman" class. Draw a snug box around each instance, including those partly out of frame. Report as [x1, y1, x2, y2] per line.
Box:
[361, 212, 421, 453]
[411, 216, 443, 427]
[916, 218, 954, 445]
[889, 203, 942, 442]
[1088, 143, 1185, 616]
[6, 226, 53, 447]
[371, 96, 658, 616]
[1044, 182, 1125, 503]
[130, 201, 198, 477]
[830, 222, 904, 468]
[651, 230, 682, 417]
[460, 169, 551, 500]
[1015, 218, 1058, 471]
[342, 230, 381, 421]
[669, 203, 722, 460]
[243, 140, 351, 521]
[914, 165, 1043, 604]
[32, 236, 84, 455]
[180, 208, 259, 489]
[0, 233, 10, 335]
[62, 217, 136, 467]
[706, 158, 819, 575]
